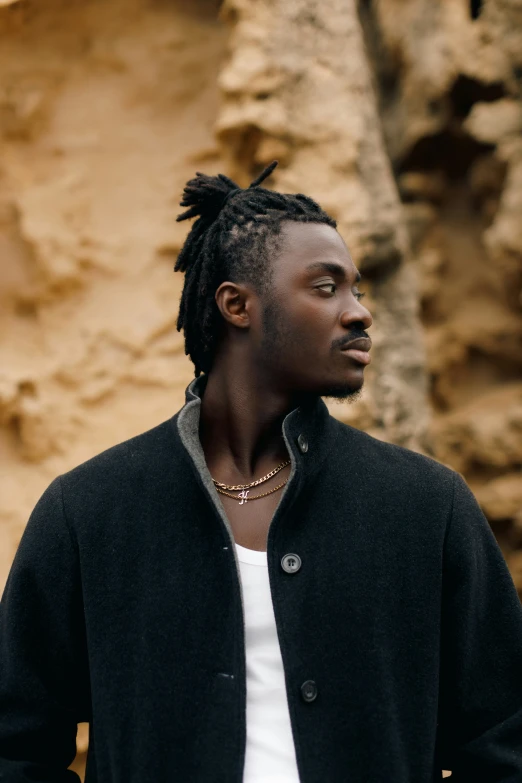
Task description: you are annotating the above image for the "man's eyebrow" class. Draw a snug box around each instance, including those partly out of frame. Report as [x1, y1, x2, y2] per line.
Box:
[305, 261, 361, 284]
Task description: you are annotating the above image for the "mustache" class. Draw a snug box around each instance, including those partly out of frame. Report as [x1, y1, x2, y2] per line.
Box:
[331, 328, 371, 351]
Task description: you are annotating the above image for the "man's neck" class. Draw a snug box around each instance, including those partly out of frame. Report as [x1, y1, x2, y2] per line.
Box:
[198, 367, 298, 483]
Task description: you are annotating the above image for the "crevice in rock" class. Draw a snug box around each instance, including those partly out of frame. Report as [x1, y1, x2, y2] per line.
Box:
[398, 129, 495, 180]
[357, 0, 402, 112]
[469, 0, 483, 21]
[450, 75, 505, 120]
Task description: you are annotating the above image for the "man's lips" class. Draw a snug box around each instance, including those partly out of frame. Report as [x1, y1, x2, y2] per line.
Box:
[340, 337, 372, 352]
[339, 337, 372, 365]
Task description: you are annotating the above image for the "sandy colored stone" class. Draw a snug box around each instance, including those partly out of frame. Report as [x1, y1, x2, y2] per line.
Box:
[398, 172, 448, 204]
[361, 0, 522, 410]
[507, 550, 522, 596]
[431, 384, 522, 474]
[464, 99, 522, 145]
[361, 0, 522, 159]
[475, 473, 522, 522]
[360, 0, 522, 539]
[0, 0, 228, 599]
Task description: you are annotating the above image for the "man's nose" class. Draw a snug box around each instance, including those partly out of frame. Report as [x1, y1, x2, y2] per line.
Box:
[340, 300, 373, 330]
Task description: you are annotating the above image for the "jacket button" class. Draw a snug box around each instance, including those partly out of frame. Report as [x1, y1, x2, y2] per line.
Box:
[281, 553, 302, 574]
[301, 680, 318, 703]
[297, 433, 308, 453]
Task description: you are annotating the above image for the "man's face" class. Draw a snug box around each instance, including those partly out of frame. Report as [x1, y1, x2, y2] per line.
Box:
[252, 221, 373, 400]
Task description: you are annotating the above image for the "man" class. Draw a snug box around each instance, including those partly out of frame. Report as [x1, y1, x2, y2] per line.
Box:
[1, 162, 521, 782]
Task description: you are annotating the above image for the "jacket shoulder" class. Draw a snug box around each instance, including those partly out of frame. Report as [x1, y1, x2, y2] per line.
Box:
[60, 415, 180, 494]
[332, 418, 458, 487]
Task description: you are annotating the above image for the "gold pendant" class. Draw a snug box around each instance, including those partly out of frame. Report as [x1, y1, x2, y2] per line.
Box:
[238, 489, 249, 505]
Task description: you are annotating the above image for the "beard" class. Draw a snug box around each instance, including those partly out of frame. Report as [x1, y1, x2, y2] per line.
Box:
[321, 385, 363, 402]
[260, 297, 364, 402]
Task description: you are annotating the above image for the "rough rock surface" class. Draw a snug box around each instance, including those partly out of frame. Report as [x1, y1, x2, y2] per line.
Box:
[0, 0, 226, 574]
[1, 0, 521, 778]
[359, 0, 522, 603]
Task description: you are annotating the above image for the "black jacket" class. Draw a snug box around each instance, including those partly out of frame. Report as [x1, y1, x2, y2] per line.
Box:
[1, 376, 522, 782]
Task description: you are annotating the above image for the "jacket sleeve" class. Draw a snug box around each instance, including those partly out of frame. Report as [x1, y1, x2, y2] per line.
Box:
[437, 471, 522, 781]
[0, 477, 90, 782]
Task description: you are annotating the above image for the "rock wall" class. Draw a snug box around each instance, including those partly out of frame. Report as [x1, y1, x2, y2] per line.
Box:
[0, 0, 226, 577]
[1, 0, 521, 778]
[359, 0, 522, 593]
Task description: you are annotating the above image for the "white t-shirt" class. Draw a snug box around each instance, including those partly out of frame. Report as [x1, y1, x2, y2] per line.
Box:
[235, 543, 301, 783]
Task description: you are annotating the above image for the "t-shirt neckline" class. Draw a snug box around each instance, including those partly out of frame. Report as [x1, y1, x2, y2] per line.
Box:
[235, 542, 268, 566]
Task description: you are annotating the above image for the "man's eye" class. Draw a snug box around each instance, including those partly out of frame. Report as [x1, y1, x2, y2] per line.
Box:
[354, 291, 366, 301]
[317, 283, 336, 294]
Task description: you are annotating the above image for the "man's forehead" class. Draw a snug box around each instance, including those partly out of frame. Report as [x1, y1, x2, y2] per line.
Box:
[276, 220, 357, 275]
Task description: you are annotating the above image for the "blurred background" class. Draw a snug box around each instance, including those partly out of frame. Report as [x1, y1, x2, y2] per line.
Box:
[0, 0, 521, 778]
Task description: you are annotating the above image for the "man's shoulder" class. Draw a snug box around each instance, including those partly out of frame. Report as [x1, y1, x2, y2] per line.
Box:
[60, 414, 181, 493]
[331, 417, 457, 486]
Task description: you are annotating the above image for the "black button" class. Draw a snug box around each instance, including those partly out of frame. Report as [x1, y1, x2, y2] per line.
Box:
[281, 553, 302, 574]
[301, 680, 318, 702]
[297, 434, 308, 453]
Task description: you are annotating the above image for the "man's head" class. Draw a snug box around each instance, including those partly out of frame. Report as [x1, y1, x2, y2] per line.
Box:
[175, 162, 372, 400]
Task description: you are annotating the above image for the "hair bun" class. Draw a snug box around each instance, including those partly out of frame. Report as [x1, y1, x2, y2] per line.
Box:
[176, 161, 279, 224]
[176, 173, 240, 223]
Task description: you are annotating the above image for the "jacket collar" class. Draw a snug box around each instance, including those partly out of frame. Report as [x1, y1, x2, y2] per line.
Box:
[176, 374, 336, 609]
[175, 375, 336, 559]
[181, 374, 335, 485]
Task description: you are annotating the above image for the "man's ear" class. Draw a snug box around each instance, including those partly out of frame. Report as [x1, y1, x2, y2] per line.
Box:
[215, 281, 252, 329]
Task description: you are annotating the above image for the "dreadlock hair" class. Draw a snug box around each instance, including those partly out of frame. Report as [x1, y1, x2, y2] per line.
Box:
[175, 160, 337, 377]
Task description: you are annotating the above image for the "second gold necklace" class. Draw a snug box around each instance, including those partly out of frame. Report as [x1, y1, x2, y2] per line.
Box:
[212, 459, 291, 505]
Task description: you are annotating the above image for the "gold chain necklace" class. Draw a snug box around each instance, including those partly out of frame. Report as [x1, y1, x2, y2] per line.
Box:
[211, 458, 291, 505]
[215, 479, 288, 504]
[212, 459, 290, 491]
